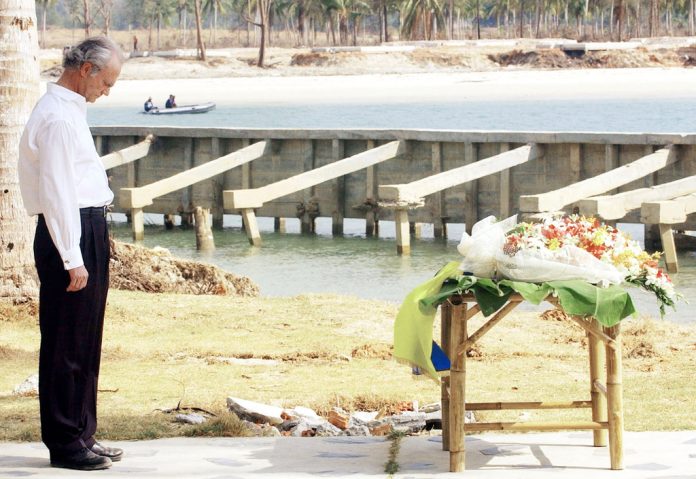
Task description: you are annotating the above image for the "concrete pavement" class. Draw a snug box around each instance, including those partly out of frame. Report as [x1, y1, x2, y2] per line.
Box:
[1, 430, 695, 478]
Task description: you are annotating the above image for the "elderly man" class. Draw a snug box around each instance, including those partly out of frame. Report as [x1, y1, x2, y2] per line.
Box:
[18, 36, 124, 471]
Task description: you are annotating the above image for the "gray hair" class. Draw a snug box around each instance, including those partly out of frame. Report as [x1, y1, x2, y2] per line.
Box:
[63, 36, 123, 75]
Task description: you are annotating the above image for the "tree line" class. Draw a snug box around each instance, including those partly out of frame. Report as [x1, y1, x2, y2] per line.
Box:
[38, 0, 696, 49]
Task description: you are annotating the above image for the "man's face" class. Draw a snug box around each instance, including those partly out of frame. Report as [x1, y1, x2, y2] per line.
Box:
[79, 55, 122, 103]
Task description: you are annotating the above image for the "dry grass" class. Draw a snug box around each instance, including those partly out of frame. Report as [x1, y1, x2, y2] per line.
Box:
[1, 290, 695, 443]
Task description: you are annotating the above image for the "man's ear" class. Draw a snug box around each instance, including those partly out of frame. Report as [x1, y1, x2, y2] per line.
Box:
[79, 62, 93, 78]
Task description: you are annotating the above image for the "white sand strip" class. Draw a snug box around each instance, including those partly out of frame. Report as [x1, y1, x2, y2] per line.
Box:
[73, 68, 696, 108]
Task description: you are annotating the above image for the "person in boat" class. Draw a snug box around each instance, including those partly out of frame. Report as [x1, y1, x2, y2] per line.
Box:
[165, 94, 177, 109]
[143, 97, 154, 112]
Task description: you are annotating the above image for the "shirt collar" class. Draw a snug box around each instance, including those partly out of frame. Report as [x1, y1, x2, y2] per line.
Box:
[47, 82, 87, 114]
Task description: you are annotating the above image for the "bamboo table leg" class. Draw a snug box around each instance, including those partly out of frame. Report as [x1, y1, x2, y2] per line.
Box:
[449, 301, 468, 472]
[441, 302, 452, 452]
[605, 323, 624, 469]
[588, 318, 608, 447]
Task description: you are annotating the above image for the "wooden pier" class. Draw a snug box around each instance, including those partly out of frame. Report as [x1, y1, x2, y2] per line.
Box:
[93, 127, 696, 268]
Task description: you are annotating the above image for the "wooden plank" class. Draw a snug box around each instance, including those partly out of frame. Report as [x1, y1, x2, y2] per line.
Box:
[449, 302, 468, 472]
[605, 324, 624, 470]
[440, 301, 452, 452]
[465, 421, 608, 432]
[228, 140, 406, 209]
[457, 301, 520, 356]
[520, 146, 676, 213]
[466, 401, 592, 410]
[579, 174, 696, 220]
[102, 134, 155, 170]
[588, 318, 608, 447]
[121, 141, 269, 209]
[567, 315, 617, 349]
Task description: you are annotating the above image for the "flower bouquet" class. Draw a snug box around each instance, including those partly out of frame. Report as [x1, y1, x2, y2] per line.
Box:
[458, 214, 679, 315]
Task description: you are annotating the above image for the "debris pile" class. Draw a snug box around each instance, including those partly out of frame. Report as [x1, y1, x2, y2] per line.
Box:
[109, 240, 259, 297]
[225, 396, 475, 438]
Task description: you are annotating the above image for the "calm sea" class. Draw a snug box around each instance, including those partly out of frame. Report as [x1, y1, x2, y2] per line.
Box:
[92, 97, 696, 324]
[89, 97, 696, 131]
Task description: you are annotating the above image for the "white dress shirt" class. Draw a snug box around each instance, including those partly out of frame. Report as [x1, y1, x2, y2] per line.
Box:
[18, 82, 114, 270]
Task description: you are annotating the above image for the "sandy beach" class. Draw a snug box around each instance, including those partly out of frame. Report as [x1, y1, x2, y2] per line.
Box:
[93, 68, 696, 110]
[39, 44, 696, 109]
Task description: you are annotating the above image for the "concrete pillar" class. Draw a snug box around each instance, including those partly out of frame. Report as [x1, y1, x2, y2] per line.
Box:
[126, 136, 139, 225]
[274, 217, 286, 233]
[241, 208, 262, 246]
[131, 208, 144, 241]
[395, 209, 411, 255]
[499, 142, 511, 219]
[332, 139, 345, 236]
[660, 224, 679, 273]
[464, 142, 478, 234]
[365, 140, 378, 237]
[210, 137, 224, 229]
[431, 141, 445, 238]
[194, 207, 215, 251]
[605, 145, 619, 195]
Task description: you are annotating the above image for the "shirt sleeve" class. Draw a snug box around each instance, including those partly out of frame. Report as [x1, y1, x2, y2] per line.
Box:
[36, 120, 83, 270]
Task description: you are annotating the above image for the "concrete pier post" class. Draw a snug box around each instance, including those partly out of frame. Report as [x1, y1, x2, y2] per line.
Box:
[395, 209, 411, 255]
[131, 208, 144, 241]
[332, 139, 345, 236]
[210, 138, 224, 229]
[194, 207, 215, 251]
[241, 208, 262, 246]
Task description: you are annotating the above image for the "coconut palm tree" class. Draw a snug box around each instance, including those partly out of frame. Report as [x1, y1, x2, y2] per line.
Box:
[203, 0, 228, 46]
[0, 0, 40, 302]
[400, 0, 445, 40]
[36, 0, 57, 48]
[194, 0, 207, 59]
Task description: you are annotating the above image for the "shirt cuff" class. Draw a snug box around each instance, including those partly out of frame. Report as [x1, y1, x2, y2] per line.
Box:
[61, 245, 84, 270]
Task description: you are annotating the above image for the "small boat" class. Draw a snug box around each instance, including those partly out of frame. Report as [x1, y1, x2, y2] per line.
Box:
[145, 102, 216, 115]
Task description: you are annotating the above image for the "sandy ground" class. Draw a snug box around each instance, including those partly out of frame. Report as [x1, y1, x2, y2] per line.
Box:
[38, 42, 696, 108]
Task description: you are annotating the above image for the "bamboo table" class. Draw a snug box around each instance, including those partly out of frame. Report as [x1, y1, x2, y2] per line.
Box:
[440, 293, 624, 473]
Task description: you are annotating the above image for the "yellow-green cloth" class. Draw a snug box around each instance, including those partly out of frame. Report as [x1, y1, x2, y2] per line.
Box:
[393, 264, 636, 382]
[392, 262, 461, 381]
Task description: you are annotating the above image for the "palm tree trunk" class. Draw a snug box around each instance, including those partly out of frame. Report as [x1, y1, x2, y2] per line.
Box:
[83, 0, 91, 37]
[41, 6, 46, 48]
[256, 0, 270, 66]
[448, 0, 454, 39]
[298, 0, 306, 45]
[194, 0, 206, 61]
[0, 0, 40, 302]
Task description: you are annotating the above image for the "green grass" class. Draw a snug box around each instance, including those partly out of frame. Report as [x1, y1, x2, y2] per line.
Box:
[1, 290, 695, 442]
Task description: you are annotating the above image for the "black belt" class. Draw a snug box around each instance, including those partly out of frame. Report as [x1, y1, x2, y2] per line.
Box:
[79, 206, 109, 217]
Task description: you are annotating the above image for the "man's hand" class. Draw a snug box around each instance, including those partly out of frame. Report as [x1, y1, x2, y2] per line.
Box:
[67, 265, 89, 292]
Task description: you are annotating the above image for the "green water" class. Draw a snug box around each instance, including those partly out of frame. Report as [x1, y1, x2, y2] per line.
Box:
[108, 216, 695, 325]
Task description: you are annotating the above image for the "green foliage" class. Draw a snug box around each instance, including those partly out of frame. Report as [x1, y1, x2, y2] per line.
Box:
[384, 428, 406, 475]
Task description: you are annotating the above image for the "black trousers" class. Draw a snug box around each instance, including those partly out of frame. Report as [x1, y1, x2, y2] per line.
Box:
[34, 209, 110, 454]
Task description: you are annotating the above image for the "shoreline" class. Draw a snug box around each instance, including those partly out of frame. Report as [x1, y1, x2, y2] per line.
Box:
[77, 67, 696, 109]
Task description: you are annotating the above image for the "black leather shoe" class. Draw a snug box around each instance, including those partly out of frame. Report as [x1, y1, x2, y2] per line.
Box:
[50, 447, 112, 470]
[91, 442, 123, 462]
